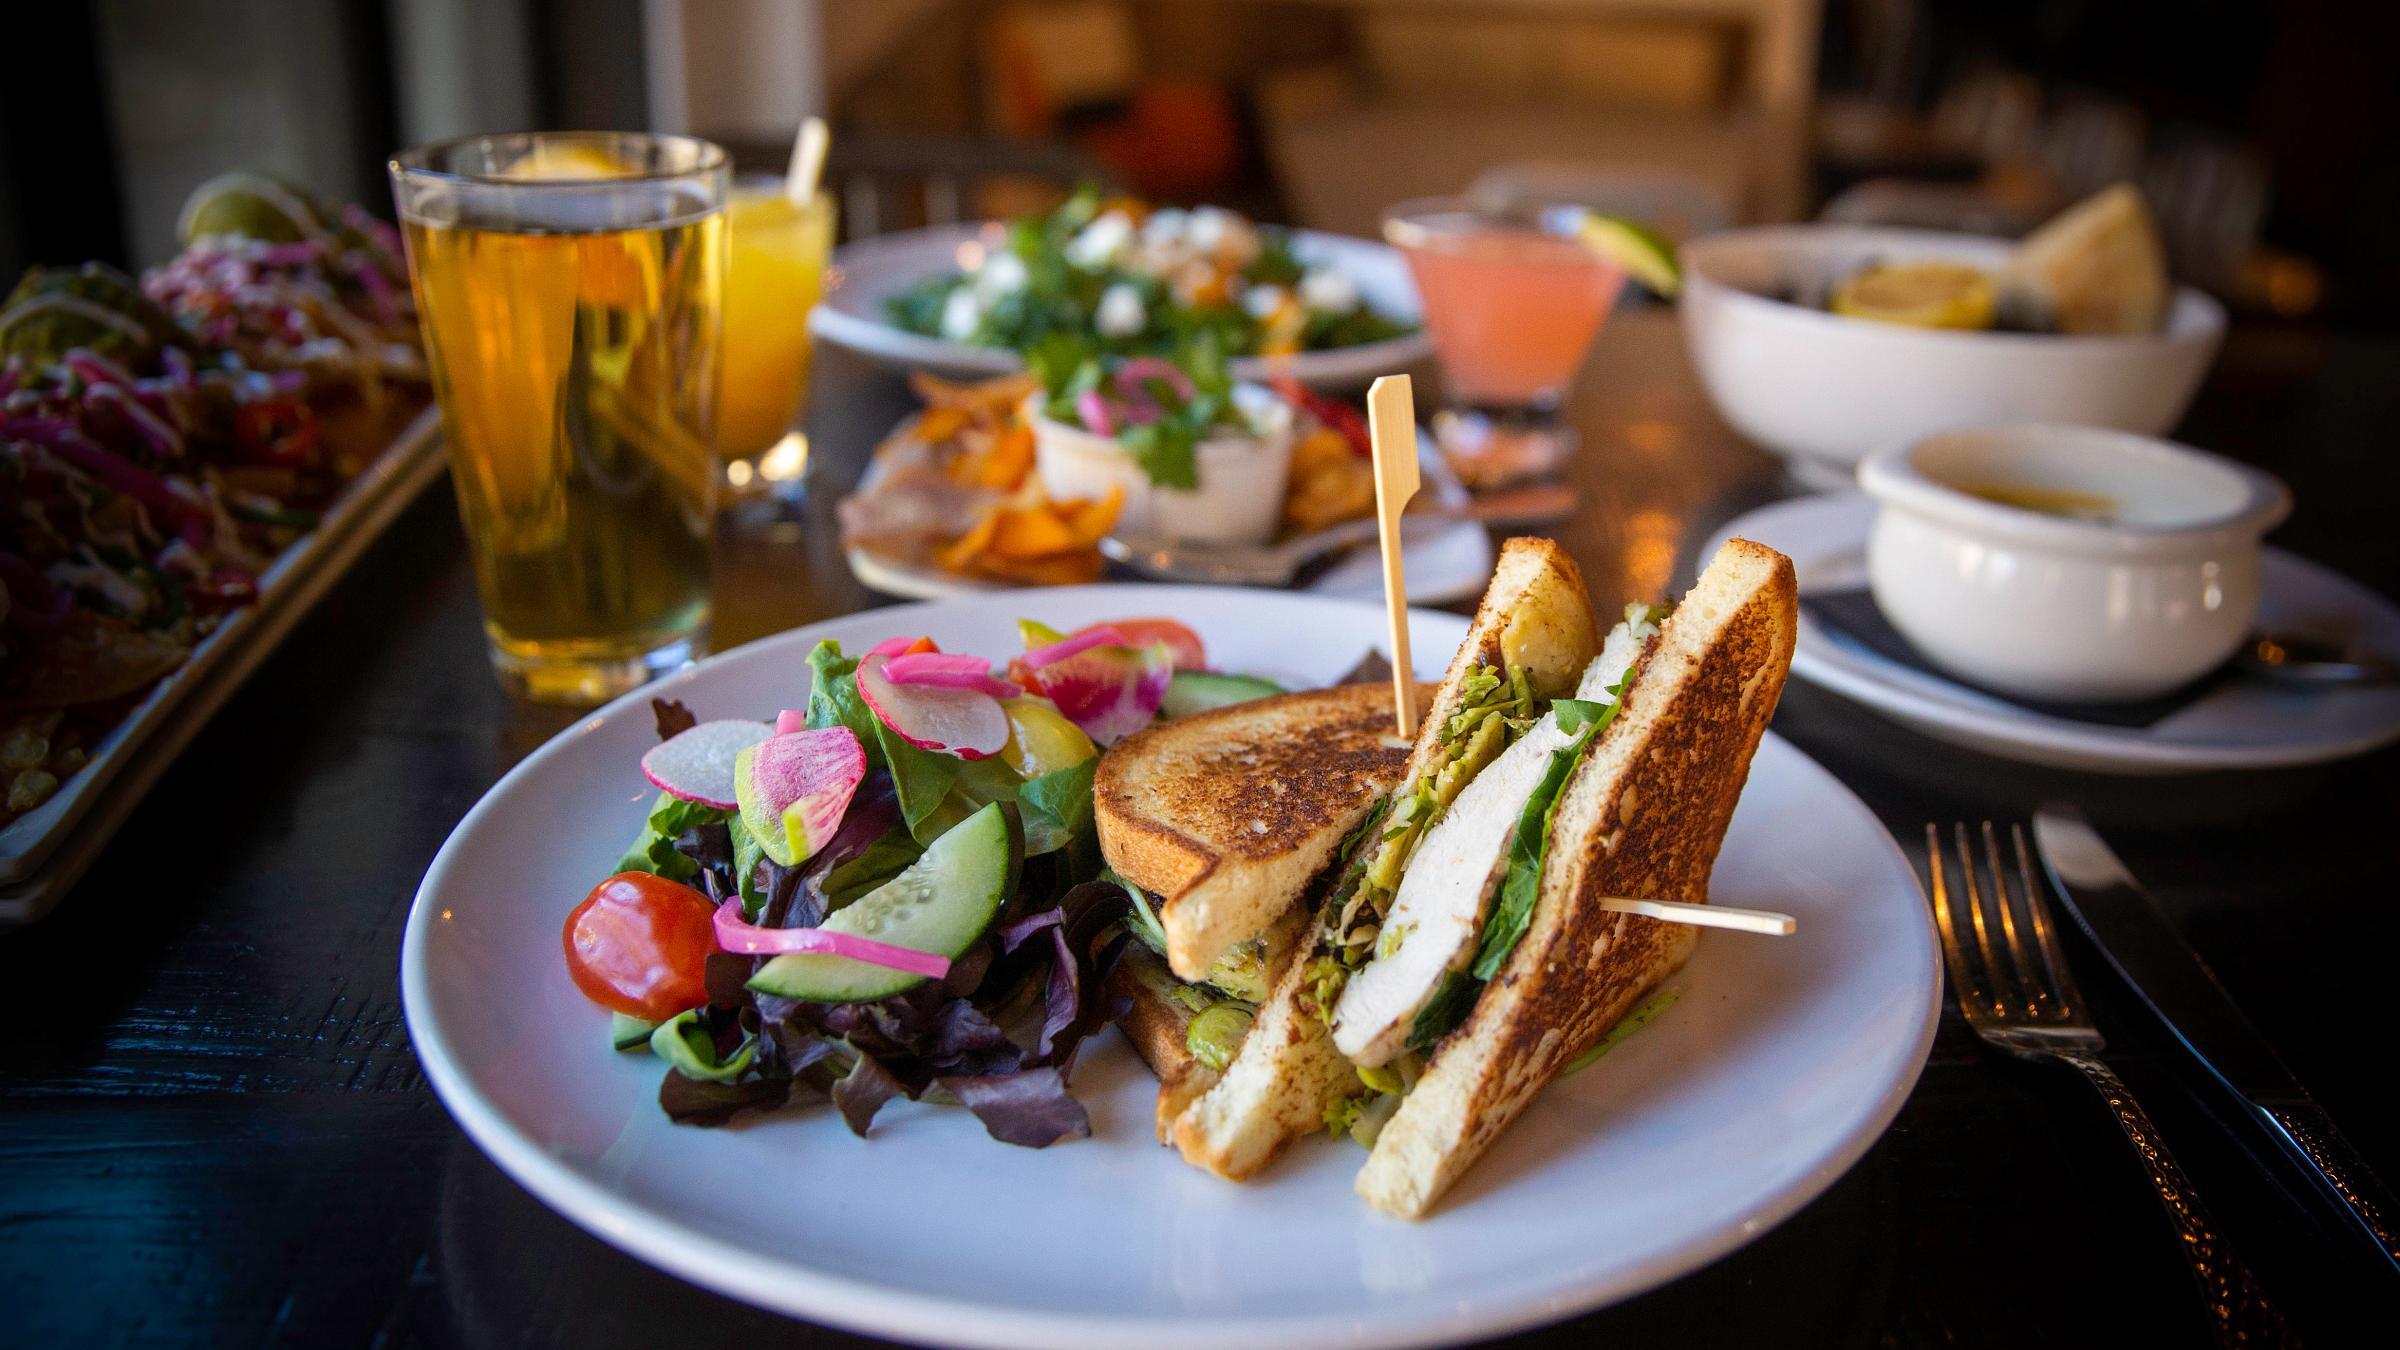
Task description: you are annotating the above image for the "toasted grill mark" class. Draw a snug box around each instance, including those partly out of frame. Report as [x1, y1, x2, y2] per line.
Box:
[1435, 563, 1792, 1143]
[1095, 686, 1419, 883]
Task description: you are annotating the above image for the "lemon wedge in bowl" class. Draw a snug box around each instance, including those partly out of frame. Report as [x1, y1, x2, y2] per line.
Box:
[1830, 262, 1997, 330]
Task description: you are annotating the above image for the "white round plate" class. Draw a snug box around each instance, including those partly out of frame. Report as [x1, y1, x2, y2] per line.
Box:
[403, 586, 1939, 1349]
[843, 425, 1494, 606]
[811, 223, 1434, 390]
[1712, 494, 2400, 773]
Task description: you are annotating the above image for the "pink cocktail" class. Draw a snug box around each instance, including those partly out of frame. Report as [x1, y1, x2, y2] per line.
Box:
[1385, 199, 1626, 487]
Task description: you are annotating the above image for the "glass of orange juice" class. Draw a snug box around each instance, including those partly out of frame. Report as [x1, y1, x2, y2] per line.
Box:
[391, 132, 727, 704]
[718, 175, 834, 506]
[1383, 198, 1626, 489]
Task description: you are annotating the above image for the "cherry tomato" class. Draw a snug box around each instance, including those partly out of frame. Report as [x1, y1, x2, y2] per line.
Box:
[562, 872, 717, 1019]
[234, 398, 321, 467]
[1077, 618, 1205, 670]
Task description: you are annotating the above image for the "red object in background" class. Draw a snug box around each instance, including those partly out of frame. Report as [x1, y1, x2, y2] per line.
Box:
[1073, 618, 1205, 670]
[562, 872, 718, 1020]
[1273, 376, 1372, 457]
[1077, 81, 1245, 202]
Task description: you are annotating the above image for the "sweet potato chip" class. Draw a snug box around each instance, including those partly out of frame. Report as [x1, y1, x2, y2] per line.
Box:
[1065, 488, 1124, 543]
[971, 423, 1037, 490]
[988, 505, 1081, 560]
[915, 405, 971, 446]
[938, 506, 1005, 573]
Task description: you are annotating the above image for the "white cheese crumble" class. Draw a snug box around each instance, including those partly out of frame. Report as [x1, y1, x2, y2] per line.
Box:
[1095, 283, 1146, 338]
[1299, 268, 1358, 313]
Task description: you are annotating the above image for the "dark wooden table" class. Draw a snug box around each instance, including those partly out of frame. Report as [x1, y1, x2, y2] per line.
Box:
[5, 313, 2396, 1348]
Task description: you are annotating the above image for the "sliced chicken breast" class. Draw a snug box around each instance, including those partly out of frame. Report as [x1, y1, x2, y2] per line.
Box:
[1330, 714, 1572, 1066]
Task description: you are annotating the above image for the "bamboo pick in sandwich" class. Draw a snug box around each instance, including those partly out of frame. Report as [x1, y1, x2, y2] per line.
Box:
[785, 116, 829, 206]
[1366, 373, 1419, 737]
[1599, 897, 1795, 935]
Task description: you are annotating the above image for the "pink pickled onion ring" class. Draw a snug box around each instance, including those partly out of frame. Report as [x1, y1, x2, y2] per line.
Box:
[1074, 388, 1115, 436]
[882, 652, 1021, 698]
[775, 709, 807, 735]
[712, 899, 952, 979]
[1022, 625, 1127, 670]
[869, 635, 930, 659]
[1116, 356, 1195, 400]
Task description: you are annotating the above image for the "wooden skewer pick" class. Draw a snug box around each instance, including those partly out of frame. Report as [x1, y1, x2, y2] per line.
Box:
[1599, 897, 1796, 935]
[786, 116, 829, 206]
[1366, 374, 1420, 737]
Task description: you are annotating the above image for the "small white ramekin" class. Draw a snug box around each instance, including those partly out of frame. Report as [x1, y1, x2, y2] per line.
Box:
[1857, 424, 2290, 702]
[1028, 387, 1294, 546]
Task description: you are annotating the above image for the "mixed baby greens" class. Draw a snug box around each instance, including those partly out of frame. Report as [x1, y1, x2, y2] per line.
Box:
[887, 185, 1415, 362]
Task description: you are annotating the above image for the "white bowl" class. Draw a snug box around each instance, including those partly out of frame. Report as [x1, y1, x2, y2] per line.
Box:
[1857, 424, 2290, 702]
[1680, 225, 2226, 478]
[1028, 388, 1295, 546]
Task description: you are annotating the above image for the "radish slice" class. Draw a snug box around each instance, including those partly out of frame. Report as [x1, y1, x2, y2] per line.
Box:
[1022, 626, 1126, 671]
[774, 709, 807, 735]
[735, 727, 868, 866]
[856, 651, 1009, 760]
[640, 719, 774, 809]
[1074, 388, 1115, 436]
[1018, 640, 1172, 746]
[883, 652, 1021, 698]
[711, 900, 951, 978]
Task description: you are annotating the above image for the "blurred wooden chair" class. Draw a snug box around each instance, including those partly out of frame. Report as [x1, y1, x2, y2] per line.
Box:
[1254, 0, 1823, 235]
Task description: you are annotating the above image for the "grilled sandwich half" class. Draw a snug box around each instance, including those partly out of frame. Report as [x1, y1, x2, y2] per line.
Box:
[1098, 680, 1426, 1139]
[1170, 536, 1797, 1217]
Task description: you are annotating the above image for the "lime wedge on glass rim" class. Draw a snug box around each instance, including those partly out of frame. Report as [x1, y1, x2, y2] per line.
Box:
[1570, 212, 1682, 297]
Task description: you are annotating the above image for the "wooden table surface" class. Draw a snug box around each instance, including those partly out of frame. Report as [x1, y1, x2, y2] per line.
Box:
[4, 308, 2397, 1348]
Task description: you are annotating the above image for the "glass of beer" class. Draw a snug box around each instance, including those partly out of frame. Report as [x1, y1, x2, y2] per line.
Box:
[718, 175, 834, 505]
[391, 132, 727, 705]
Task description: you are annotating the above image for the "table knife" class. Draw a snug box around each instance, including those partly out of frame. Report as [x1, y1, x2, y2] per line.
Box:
[2034, 803, 2400, 1277]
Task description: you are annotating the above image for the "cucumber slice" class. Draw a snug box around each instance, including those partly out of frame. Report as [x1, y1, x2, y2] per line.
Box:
[746, 801, 1023, 1004]
[1160, 670, 1285, 720]
[610, 1011, 659, 1053]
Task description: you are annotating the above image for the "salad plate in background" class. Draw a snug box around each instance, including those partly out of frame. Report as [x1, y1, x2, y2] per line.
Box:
[402, 586, 1938, 1349]
[811, 205, 1432, 391]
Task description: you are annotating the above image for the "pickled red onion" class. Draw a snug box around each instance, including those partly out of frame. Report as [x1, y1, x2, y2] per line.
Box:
[1021, 626, 1126, 670]
[711, 900, 951, 978]
[882, 652, 1021, 698]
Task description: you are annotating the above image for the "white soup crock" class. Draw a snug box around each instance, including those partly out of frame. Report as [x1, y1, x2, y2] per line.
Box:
[1857, 424, 2290, 702]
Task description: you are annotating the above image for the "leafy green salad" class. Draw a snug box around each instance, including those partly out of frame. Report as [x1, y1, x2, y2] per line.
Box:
[888, 186, 1415, 359]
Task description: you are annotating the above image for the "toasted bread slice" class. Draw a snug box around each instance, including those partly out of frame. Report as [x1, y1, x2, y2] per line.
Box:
[1355, 538, 1797, 1218]
[1111, 904, 1313, 1142]
[1098, 681, 1424, 981]
[1171, 538, 1603, 1179]
[2004, 183, 2169, 336]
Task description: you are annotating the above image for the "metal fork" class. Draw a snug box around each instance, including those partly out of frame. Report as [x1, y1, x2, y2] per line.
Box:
[1927, 822, 2292, 1348]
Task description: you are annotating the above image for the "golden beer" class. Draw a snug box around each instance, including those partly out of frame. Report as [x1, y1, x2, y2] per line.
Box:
[392, 134, 726, 703]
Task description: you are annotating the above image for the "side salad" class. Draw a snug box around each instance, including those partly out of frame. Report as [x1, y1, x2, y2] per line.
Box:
[566, 616, 1285, 1146]
[888, 186, 1415, 359]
